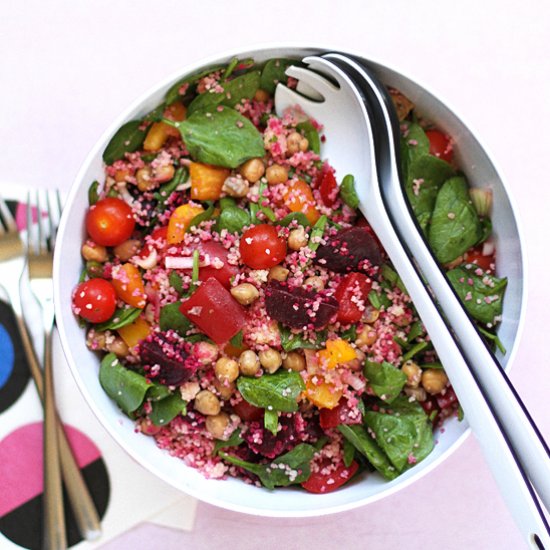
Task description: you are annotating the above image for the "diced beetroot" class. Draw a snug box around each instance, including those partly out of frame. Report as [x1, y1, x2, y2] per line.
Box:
[139, 332, 198, 386]
[264, 280, 339, 329]
[243, 413, 302, 458]
[314, 226, 383, 273]
[179, 277, 247, 345]
[436, 386, 458, 410]
[334, 272, 372, 324]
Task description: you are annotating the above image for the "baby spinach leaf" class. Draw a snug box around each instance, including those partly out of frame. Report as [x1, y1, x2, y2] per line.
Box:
[264, 409, 279, 436]
[95, 307, 141, 331]
[176, 106, 265, 169]
[88, 180, 100, 205]
[260, 58, 297, 94]
[343, 438, 356, 468]
[99, 353, 150, 414]
[164, 64, 226, 105]
[363, 397, 434, 472]
[446, 266, 507, 325]
[278, 212, 311, 227]
[429, 176, 482, 263]
[103, 120, 147, 165]
[340, 174, 359, 209]
[278, 324, 326, 352]
[338, 424, 398, 480]
[363, 360, 407, 403]
[236, 371, 305, 412]
[229, 330, 244, 348]
[150, 393, 187, 427]
[400, 122, 430, 179]
[220, 443, 315, 490]
[146, 383, 171, 402]
[187, 71, 261, 116]
[187, 203, 215, 232]
[217, 205, 251, 234]
[159, 302, 192, 335]
[213, 428, 244, 454]
[404, 156, 456, 233]
[296, 120, 320, 154]
[169, 271, 184, 296]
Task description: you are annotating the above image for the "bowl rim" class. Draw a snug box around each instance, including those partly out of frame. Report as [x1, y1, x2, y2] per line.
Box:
[53, 42, 527, 517]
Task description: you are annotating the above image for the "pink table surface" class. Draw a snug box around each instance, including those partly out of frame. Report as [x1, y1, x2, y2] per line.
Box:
[2, 2, 549, 549]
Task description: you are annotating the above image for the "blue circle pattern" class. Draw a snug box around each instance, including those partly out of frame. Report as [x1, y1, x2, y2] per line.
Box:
[0, 323, 14, 389]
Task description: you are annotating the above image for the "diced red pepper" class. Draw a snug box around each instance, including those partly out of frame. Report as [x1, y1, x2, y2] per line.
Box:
[301, 459, 359, 493]
[179, 277, 247, 345]
[319, 167, 338, 207]
[319, 398, 363, 429]
[185, 241, 237, 289]
[334, 272, 372, 324]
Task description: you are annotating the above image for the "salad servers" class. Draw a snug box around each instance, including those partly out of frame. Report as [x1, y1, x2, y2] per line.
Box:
[275, 56, 549, 548]
[0, 192, 101, 548]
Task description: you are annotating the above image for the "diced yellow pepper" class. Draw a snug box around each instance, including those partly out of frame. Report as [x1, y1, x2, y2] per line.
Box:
[143, 122, 171, 152]
[305, 378, 343, 409]
[317, 339, 357, 369]
[118, 317, 151, 348]
[111, 263, 147, 308]
[166, 203, 205, 244]
[189, 162, 230, 201]
[282, 179, 320, 224]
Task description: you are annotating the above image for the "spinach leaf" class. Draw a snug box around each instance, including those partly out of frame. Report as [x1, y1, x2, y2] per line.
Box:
[217, 205, 251, 233]
[429, 177, 482, 263]
[260, 58, 296, 94]
[407, 320, 425, 342]
[186, 71, 261, 116]
[340, 325, 357, 342]
[95, 307, 141, 331]
[220, 443, 315, 490]
[164, 64, 226, 105]
[404, 156, 456, 233]
[368, 290, 383, 310]
[213, 428, 244, 454]
[400, 122, 430, 179]
[175, 106, 265, 169]
[150, 393, 187, 426]
[278, 324, 326, 352]
[363, 396, 434, 472]
[187, 203, 215, 232]
[278, 212, 311, 227]
[446, 266, 507, 325]
[338, 424, 398, 480]
[99, 353, 150, 414]
[343, 437, 356, 468]
[236, 371, 305, 412]
[147, 383, 171, 402]
[88, 180, 100, 205]
[363, 360, 407, 403]
[103, 120, 147, 165]
[159, 302, 192, 335]
[296, 120, 320, 154]
[229, 330, 244, 348]
[264, 409, 279, 436]
[340, 174, 359, 209]
[169, 271, 184, 296]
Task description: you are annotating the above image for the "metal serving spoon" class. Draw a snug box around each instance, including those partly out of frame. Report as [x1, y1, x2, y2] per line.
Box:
[275, 55, 549, 549]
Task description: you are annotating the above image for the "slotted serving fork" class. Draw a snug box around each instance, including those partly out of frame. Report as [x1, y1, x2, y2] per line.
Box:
[0, 192, 101, 546]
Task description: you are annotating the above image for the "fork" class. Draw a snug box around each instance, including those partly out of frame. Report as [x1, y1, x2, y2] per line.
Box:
[0, 192, 101, 545]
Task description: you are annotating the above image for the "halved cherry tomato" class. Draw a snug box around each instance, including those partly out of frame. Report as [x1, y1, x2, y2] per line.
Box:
[319, 168, 338, 207]
[111, 263, 147, 308]
[301, 459, 359, 493]
[179, 277, 247, 345]
[72, 278, 117, 323]
[86, 197, 135, 247]
[233, 400, 264, 421]
[334, 272, 372, 324]
[239, 224, 287, 270]
[426, 129, 453, 163]
[464, 246, 495, 273]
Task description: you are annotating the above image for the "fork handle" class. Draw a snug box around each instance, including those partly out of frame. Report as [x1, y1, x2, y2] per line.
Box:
[14, 313, 102, 541]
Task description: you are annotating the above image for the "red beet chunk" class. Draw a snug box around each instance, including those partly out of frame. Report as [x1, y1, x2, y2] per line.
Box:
[314, 226, 383, 273]
[179, 277, 247, 345]
[139, 332, 197, 386]
[243, 414, 301, 458]
[265, 280, 339, 330]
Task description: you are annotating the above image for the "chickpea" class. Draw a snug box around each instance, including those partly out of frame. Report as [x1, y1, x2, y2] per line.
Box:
[266, 164, 288, 185]
[259, 348, 282, 374]
[194, 390, 221, 416]
[286, 131, 303, 155]
[106, 337, 129, 357]
[254, 89, 270, 102]
[153, 163, 175, 183]
[81, 242, 108, 263]
[303, 276, 324, 291]
[402, 360, 422, 388]
[239, 158, 265, 183]
[86, 329, 106, 351]
[299, 137, 309, 152]
[230, 283, 259, 305]
[205, 412, 230, 439]
[363, 307, 380, 324]
[113, 239, 141, 262]
[222, 175, 250, 198]
[194, 341, 219, 365]
[215, 357, 240, 383]
[288, 226, 309, 251]
[268, 265, 289, 282]
[421, 369, 449, 395]
[239, 350, 260, 376]
[355, 326, 377, 347]
[404, 386, 427, 402]
[213, 378, 235, 400]
[136, 167, 155, 191]
[283, 351, 306, 372]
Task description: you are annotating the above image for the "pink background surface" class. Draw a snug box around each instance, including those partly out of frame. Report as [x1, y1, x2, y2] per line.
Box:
[2, 2, 549, 548]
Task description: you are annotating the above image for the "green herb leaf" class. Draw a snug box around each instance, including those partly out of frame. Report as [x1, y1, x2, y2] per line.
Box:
[103, 120, 147, 165]
[236, 371, 305, 412]
[264, 409, 279, 436]
[363, 360, 407, 403]
[213, 428, 244, 454]
[176, 107, 265, 169]
[296, 120, 320, 154]
[400, 122, 430, 180]
[260, 58, 297, 94]
[340, 174, 359, 209]
[159, 302, 192, 335]
[429, 177, 482, 263]
[95, 307, 142, 332]
[229, 330, 244, 348]
[150, 393, 187, 426]
[168, 271, 184, 296]
[164, 64, 226, 105]
[342, 437, 356, 468]
[308, 215, 328, 251]
[99, 353, 150, 414]
[278, 212, 311, 227]
[88, 180, 100, 205]
[217, 205, 251, 234]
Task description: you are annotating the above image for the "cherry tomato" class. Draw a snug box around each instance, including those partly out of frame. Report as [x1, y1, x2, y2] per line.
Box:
[319, 168, 338, 207]
[464, 246, 495, 273]
[334, 272, 372, 324]
[426, 129, 453, 163]
[72, 278, 117, 323]
[86, 197, 135, 247]
[232, 400, 264, 422]
[239, 224, 287, 270]
[301, 459, 359, 493]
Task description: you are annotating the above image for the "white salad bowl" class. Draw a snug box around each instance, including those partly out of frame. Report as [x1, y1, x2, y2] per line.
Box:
[53, 44, 526, 517]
